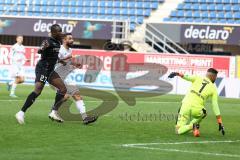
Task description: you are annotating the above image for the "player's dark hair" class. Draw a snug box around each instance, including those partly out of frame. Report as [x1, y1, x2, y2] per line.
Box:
[63, 33, 72, 38]
[207, 68, 218, 74]
[51, 24, 62, 33]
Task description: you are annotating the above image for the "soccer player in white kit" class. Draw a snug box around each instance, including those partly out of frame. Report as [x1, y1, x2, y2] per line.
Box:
[7, 35, 27, 98]
[48, 33, 97, 124]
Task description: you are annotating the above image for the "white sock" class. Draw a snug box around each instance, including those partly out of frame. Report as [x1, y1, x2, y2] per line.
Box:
[76, 100, 87, 119]
[10, 82, 17, 95]
[9, 80, 14, 85]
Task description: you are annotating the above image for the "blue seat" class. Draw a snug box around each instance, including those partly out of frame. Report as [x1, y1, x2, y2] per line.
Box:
[170, 11, 177, 17]
[178, 18, 186, 22]
[55, 6, 62, 13]
[42, 0, 48, 5]
[130, 23, 136, 31]
[193, 11, 200, 18]
[192, 4, 199, 10]
[201, 11, 208, 18]
[200, 4, 208, 11]
[106, 8, 113, 15]
[113, 1, 120, 7]
[209, 12, 216, 18]
[224, 4, 231, 11]
[184, 3, 191, 10]
[194, 18, 202, 22]
[232, 0, 239, 4]
[129, 2, 135, 8]
[177, 11, 184, 17]
[0, 0, 167, 31]
[219, 19, 227, 23]
[185, 11, 192, 17]
[206, 0, 214, 3]
[137, 9, 143, 16]
[91, 7, 98, 14]
[234, 12, 240, 19]
[55, 0, 61, 6]
[208, 4, 215, 11]
[216, 4, 224, 11]
[62, 7, 68, 13]
[202, 19, 210, 23]
[236, 19, 240, 24]
[99, 8, 105, 14]
[113, 8, 120, 15]
[177, 4, 184, 10]
[106, 1, 113, 7]
[69, 1, 76, 6]
[232, 5, 239, 11]
[163, 17, 171, 21]
[137, 17, 144, 23]
[210, 19, 218, 23]
[227, 19, 234, 23]
[48, 0, 55, 6]
[217, 12, 225, 18]
[151, 2, 159, 9]
[121, 1, 128, 8]
[120, 8, 127, 15]
[225, 12, 232, 19]
[76, 1, 83, 6]
[143, 9, 151, 16]
[186, 18, 193, 22]
[137, 2, 143, 8]
[223, 0, 231, 3]
[19, 0, 25, 5]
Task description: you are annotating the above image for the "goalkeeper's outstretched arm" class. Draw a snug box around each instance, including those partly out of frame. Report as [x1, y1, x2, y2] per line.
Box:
[168, 72, 197, 82]
[212, 88, 225, 135]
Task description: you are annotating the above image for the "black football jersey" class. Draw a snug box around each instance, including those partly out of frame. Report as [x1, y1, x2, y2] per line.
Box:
[38, 37, 61, 66]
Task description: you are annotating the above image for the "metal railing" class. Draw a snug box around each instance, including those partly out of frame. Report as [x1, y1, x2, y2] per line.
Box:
[111, 20, 130, 44]
[145, 23, 190, 54]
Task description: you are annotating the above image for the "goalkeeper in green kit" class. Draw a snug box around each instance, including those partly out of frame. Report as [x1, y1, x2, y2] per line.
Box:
[168, 68, 225, 137]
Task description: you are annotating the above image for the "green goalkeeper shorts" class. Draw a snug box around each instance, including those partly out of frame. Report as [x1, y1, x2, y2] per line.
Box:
[176, 103, 207, 127]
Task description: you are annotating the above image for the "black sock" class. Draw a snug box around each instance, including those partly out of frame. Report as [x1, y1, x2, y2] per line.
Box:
[52, 93, 65, 111]
[21, 92, 39, 112]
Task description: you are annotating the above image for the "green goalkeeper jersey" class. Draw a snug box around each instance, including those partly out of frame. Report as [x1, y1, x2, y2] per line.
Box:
[181, 75, 220, 116]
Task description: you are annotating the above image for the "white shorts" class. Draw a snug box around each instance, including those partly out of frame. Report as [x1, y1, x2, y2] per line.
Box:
[11, 65, 25, 77]
[55, 63, 79, 95]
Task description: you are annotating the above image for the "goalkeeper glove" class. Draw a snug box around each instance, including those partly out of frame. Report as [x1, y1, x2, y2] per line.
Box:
[217, 115, 225, 135]
[168, 72, 183, 78]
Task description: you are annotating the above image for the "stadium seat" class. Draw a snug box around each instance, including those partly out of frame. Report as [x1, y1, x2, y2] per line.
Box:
[0, 0, 163, 30]
[166, 0, 237, 25]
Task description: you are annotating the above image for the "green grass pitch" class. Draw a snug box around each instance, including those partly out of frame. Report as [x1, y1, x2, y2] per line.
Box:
[0, 84, 239, 160]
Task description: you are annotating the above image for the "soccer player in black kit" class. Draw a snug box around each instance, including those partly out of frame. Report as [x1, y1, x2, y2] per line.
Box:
[15, 24, 67, 124]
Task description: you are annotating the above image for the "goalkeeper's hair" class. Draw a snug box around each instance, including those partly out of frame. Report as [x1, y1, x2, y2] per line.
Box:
[207, 68, 218, 75]
[63, 33, 72, 38]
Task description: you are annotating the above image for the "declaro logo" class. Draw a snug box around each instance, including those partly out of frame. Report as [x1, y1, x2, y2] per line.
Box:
[184, 25, 233, 40]
[33, 20, 76, 33]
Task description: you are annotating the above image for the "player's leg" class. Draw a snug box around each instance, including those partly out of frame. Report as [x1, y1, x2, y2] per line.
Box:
[177, 107, 206, 136]
[72, 92, 87, 119]
[15, 63, 47, 124]
[9, 76, 25, 97]
[175, 103, 191, 135]
[48, 71, 67, 122]
[71, 91, 98, 125]
[190, 108, 207, 137]
[15, 82, 45, 124]
[9, 76, 18, 97]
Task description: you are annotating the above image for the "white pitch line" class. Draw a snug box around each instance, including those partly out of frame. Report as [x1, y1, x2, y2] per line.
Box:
[122, 140, 240, 146]
[0, 99, 179, 104]
[120, 140, 240, 158]
[124, 145, 240, 158]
